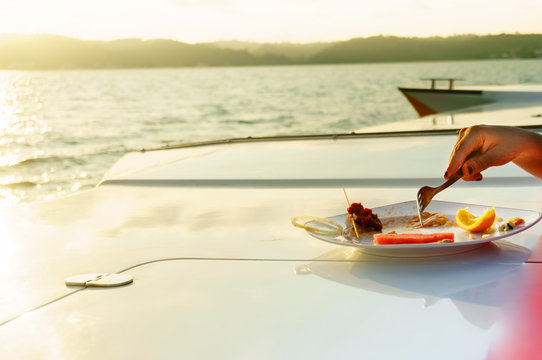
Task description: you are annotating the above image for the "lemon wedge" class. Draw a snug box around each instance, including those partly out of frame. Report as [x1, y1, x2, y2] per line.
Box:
[456, 207, 496, 232]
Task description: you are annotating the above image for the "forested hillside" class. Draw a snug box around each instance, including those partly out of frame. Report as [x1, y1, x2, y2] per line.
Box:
[1, 33, 541, 69]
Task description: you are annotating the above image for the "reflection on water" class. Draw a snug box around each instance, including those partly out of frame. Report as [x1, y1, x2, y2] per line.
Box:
[297, 240, 530, 329]
[0, 72, 99, 206]
[0, 72, 52, 206]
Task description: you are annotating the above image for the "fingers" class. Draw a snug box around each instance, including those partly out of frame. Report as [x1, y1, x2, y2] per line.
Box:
[461, 146, 511, 179]
[444, 125, 536, 181]
[444, 126, 484, 179]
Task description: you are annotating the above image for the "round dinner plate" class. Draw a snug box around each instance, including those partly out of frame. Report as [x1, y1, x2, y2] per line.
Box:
[305, 200, 542, 257]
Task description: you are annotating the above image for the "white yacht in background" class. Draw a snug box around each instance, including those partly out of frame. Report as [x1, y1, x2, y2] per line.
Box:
[0, 84, 541, 359]
[399, 77, 542, 116]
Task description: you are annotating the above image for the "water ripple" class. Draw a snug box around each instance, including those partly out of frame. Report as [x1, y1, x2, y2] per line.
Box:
[0, 60, 541, 206]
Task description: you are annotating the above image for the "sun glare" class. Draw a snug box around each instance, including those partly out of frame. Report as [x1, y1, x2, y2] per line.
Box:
[0, 0, 540, 43]
[0, 72, 51, 207]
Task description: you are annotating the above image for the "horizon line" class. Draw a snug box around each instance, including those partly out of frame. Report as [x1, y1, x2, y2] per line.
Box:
[1, 31, 541, 45]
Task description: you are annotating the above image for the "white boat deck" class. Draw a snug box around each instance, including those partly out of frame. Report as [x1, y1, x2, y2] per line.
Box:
[359, 103, 542, 133]
[0, 106, 541, 359]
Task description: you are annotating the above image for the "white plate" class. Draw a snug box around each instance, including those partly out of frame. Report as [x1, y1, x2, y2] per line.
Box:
[305, 200, 542, 257]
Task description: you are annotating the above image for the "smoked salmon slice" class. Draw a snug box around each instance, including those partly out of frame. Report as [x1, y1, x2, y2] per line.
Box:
[373, 232, 454, 245]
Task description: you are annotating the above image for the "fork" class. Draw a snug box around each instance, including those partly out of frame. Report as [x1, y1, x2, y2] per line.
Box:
[416, 170, 463, 226]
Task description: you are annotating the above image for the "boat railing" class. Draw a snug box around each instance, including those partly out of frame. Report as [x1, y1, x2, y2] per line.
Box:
[420, 78, 464, 90]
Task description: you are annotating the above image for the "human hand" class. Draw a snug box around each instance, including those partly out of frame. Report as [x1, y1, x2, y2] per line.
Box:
[444, 125, 542, 181]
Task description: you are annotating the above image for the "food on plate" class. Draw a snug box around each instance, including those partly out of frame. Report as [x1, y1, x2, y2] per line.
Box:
[456, 207, 496, 232]
[343, 203, 382, 241]
[291, 215, 343, 236]
[342, 202, 383, 239]
[347, 202, 382, 231]
[498, 217, 525, 232]
[407, 211, 453, 228]
[374, 232, 454, 245]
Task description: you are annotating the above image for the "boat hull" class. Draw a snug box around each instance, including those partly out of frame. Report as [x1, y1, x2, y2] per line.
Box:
[399, 85, 542, 116]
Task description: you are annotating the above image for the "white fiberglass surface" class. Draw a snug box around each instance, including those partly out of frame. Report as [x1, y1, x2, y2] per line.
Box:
[101, 134, 530, 184]
[0, 257, 525, 359]
[1, 182, 541, 327]
[359, 105, 542, 133]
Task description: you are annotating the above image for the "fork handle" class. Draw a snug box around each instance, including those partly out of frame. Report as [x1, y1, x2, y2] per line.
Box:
[437, 171, 462, 191]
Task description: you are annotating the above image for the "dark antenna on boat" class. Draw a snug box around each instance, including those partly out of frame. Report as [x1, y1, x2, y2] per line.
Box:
[420, 78, 463, 90]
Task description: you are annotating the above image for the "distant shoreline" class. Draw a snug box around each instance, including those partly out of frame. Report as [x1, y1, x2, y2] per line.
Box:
[1, 33, 541, 70]
[1, 58, 539, 73]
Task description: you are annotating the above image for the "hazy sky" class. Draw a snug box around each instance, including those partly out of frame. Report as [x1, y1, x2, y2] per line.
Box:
[1, 0, 541, 43]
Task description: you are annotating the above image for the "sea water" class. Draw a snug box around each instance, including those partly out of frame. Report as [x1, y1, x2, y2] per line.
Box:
[1, 59, 541, 206]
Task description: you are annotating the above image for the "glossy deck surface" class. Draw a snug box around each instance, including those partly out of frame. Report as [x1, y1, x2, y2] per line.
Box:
[0, 110, 541, 359]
